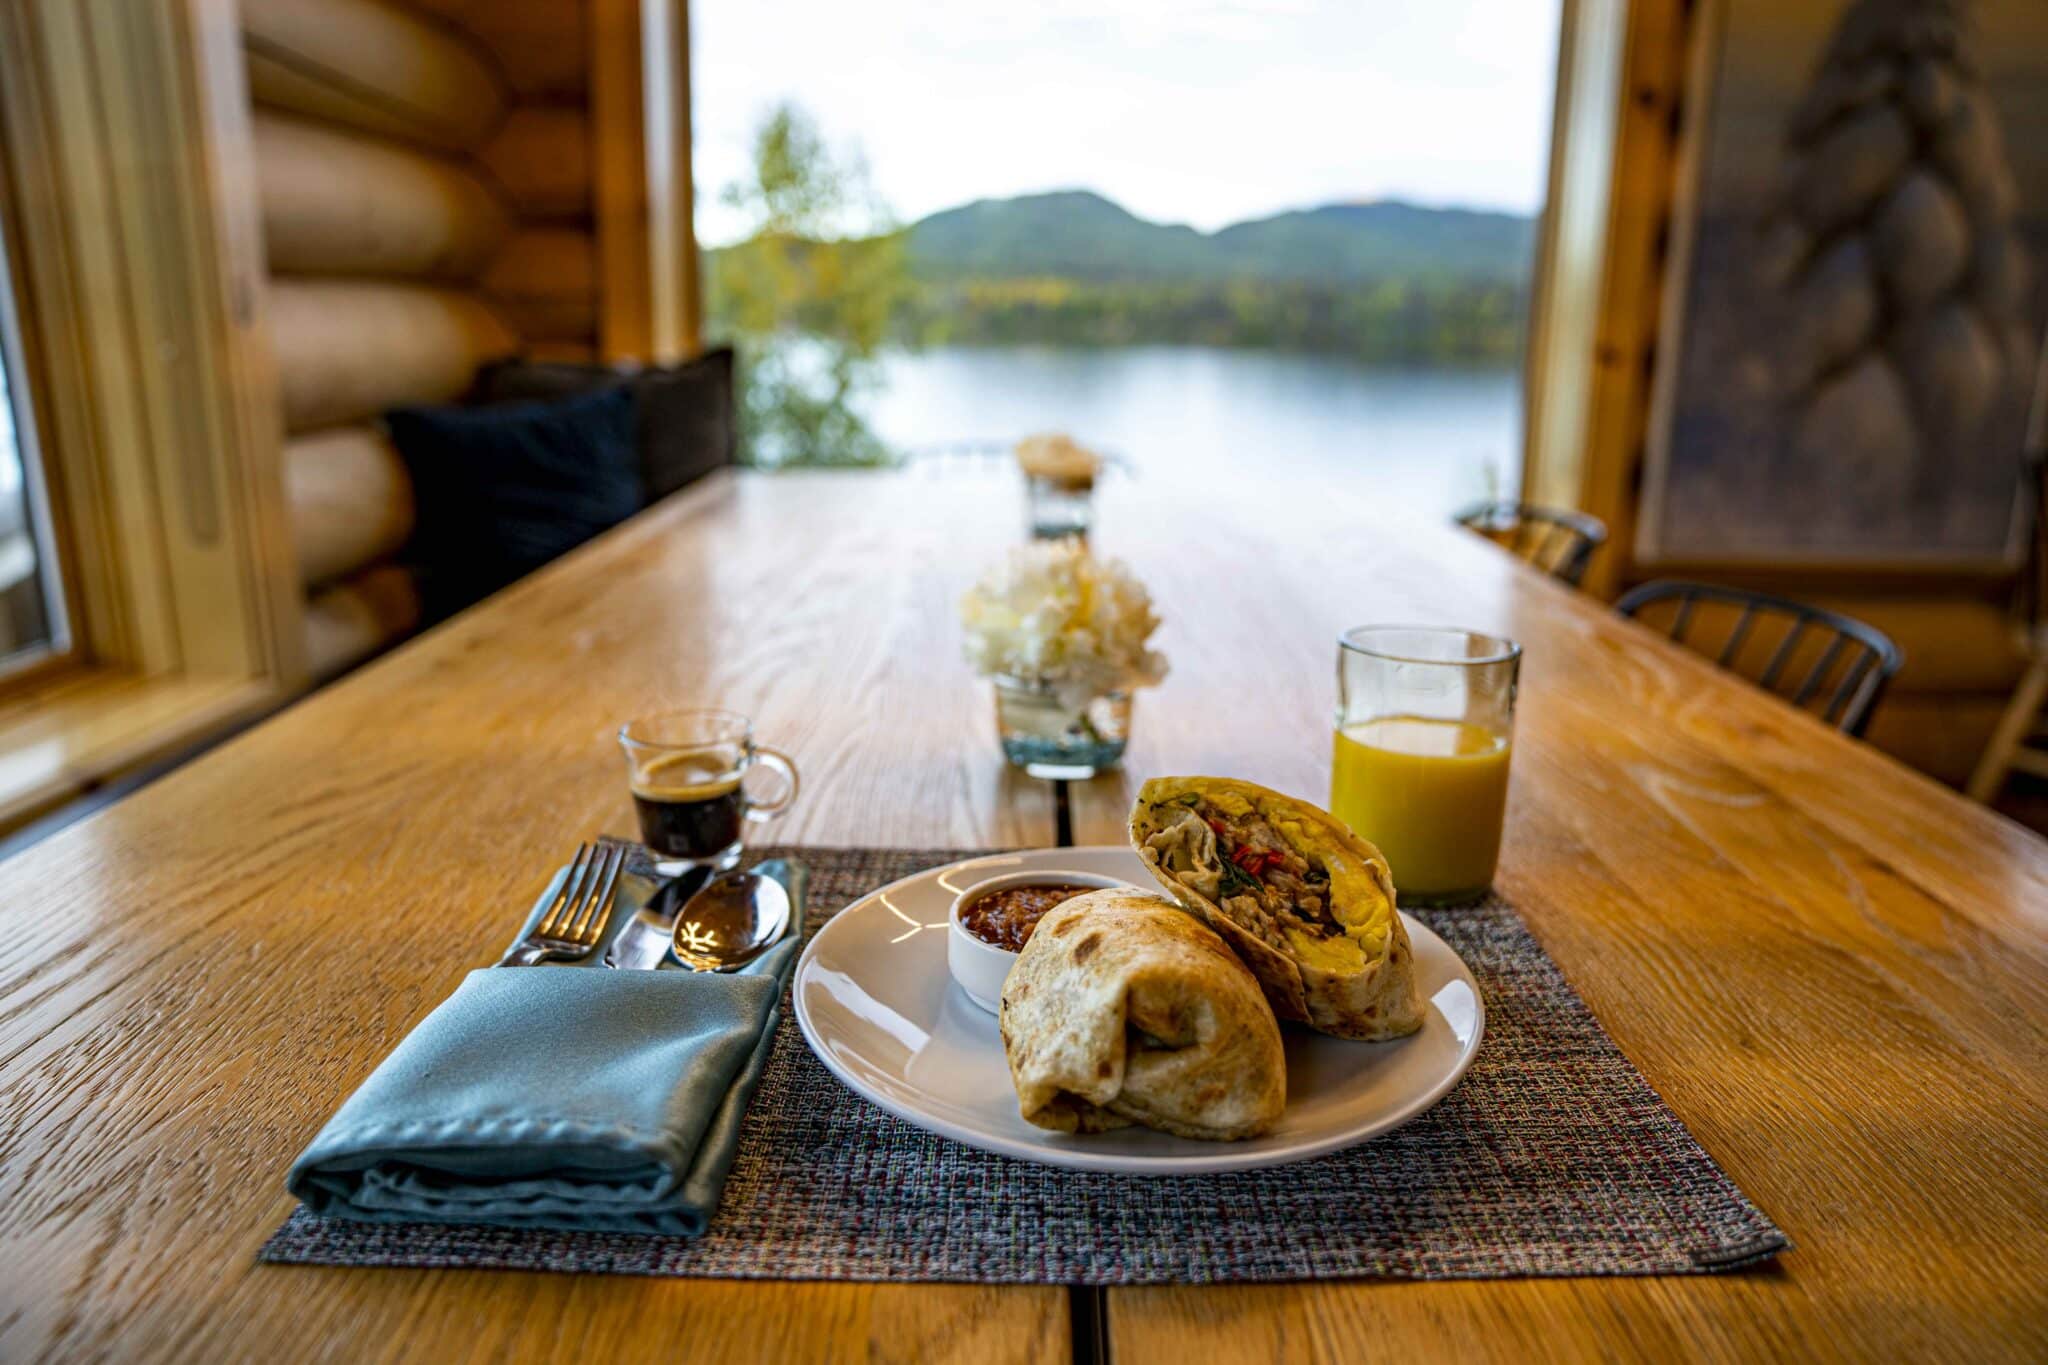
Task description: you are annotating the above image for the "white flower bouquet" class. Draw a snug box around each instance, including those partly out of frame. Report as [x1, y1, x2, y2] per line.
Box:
[959, 538, 1168, 710]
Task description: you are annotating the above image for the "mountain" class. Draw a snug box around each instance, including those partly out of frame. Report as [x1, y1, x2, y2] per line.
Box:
[705, 188, 1536, 361]
[904, 190, 1211, 281]
[1210, 201, 1537, 284]
[905, 189, 1534, 285]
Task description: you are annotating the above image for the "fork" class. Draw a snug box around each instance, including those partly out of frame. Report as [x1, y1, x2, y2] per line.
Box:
[497, 840, 628, 966]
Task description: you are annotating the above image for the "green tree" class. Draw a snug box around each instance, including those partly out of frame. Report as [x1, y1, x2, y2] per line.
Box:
[706, 104, 906, 468]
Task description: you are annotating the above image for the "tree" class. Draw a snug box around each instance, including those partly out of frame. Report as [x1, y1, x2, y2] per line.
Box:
[706, 104, 907, 468]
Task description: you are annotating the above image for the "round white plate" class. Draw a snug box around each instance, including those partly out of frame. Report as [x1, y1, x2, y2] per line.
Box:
[792, 846, 1485, 1174]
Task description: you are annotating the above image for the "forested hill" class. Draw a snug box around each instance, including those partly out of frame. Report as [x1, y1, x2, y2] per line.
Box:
[905, 189, 1535, 285]
[706, 189, 1537, 361]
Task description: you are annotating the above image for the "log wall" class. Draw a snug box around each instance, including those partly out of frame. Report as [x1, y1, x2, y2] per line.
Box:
[268, 281, 515, 432]
[302, 564, 426, 681]
[243, 0, 504, 150]
[283, 427, 416, 588]
[242, 0, 599, 679]
[252, 114, 509, 278]
[481, 109, 592, 222]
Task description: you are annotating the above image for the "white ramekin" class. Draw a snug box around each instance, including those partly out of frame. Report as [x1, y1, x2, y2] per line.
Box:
[946, 870, 1135, 1014]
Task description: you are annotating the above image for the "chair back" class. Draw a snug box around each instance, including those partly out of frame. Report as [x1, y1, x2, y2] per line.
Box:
[1456, 501, 1607, 587]
[1615, 581, 1903, 736]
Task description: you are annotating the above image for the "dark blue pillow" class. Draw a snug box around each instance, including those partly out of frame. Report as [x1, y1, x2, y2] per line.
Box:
[469, 347, 736, 502]
[385, 385, 641, 621]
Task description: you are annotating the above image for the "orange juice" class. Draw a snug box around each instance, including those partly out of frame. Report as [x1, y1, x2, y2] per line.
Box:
[1330, 716, 1511, 901]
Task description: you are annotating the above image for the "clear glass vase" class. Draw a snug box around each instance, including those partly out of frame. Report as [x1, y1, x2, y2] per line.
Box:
[1025, 475, 1094, 540]
[991, 676, 1130, 779]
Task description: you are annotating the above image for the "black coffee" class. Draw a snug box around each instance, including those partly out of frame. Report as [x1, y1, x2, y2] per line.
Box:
[631, 752, 745, 859]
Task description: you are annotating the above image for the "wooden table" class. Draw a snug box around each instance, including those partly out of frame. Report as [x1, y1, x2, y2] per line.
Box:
[1, 468, 2043, 1362]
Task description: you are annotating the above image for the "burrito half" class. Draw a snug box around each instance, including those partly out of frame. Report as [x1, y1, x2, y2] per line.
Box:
[1129, 777, 1422, 1041]
[1000, 889, 1285, 1141]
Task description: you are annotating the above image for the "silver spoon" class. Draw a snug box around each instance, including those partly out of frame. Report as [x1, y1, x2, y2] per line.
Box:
[670, 870, 791, 972]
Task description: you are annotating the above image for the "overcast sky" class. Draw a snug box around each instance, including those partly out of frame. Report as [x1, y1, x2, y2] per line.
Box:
[691, 0, 1563, 246]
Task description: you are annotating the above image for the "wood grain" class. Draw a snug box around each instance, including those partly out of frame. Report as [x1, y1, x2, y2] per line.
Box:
[0, 0, 303, 682]
[284, 426, 416, 589]
[252, 112, 510, 279]
[0, 471, 1062, 1362]
[590, 0, 654, 364]
[0, 468, 2040, 1360]
[1062, 479, 2048, 1363]
[1518, 0, 1635, 589]
[301, 563, 420, 681]
[241, 0, 507, 153]
[589, 0, 693, 363]
[434, 0, 591, 100]
[0, 669, 274, 830]
[268, 280, 515, 432]
[480, 106, 592, 222]
[1516, 0, 1690, 600]
[482, 228, 598, 343]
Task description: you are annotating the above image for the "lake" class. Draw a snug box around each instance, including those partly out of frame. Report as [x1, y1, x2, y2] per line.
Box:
[859, 345, 1524, 518]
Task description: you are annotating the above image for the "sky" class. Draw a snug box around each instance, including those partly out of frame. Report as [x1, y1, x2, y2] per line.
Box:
[691, 0, 1563, 246]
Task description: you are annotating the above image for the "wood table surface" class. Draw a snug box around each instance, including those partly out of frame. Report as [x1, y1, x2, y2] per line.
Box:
[0, 468, 2042, 1362]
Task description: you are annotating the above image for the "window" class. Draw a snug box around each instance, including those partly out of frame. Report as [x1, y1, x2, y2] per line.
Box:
[0, 225, 62, 674]
[0, 0, 301, 832]
[690, 0, 1561, 516]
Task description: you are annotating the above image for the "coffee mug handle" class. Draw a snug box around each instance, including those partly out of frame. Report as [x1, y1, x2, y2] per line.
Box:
[743, 746, 799, 822]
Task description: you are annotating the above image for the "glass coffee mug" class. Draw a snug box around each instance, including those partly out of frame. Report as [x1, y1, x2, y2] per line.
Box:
[618, 709, 799, 868]
[1330, 626, 1521, 905]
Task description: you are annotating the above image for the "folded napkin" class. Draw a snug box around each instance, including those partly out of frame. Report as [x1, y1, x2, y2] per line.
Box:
[287, 858, 801, 1236]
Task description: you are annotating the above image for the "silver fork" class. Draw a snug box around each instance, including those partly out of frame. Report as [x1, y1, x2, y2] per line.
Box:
[497, 840, 628, 966]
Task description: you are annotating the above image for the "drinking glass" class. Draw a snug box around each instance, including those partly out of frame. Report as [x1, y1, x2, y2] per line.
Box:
[1331, 626, 1521, 905]
[618, 709, 798, 868]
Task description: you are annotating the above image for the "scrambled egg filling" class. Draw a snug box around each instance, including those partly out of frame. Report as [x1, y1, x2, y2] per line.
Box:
[1144, 785, 1392, 969]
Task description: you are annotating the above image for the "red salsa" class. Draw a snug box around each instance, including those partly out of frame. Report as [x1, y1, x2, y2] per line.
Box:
[960, 882, 1094, 952]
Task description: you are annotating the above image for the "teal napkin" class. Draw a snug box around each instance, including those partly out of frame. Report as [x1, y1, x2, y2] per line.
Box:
[286, 857, 802, 1236]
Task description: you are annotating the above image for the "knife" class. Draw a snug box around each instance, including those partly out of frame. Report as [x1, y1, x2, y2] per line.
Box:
[602, 863, 716, 969]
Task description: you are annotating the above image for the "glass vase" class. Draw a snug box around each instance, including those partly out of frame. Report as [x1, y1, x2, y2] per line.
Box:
[1025, 474, 1094, 541]
[991, 676, 1130, 779]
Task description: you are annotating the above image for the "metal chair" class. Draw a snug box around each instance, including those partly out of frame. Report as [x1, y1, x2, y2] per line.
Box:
[1615, 581, 1903, 737]
[1455, 501, 1608, 587]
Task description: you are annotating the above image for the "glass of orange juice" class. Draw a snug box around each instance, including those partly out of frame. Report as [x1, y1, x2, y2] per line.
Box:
[1331, 625, 1521, 905]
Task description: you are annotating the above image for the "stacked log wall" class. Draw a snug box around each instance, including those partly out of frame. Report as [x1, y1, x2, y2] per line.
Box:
[242, 0, 596, 678]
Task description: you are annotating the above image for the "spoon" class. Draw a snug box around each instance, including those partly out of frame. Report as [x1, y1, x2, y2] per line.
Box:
[670, 870, 792, 972]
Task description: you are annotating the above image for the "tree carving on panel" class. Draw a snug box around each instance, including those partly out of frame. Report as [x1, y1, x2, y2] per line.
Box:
[1758, 0, 2030, 523]
[1644, 0, 2047, 565]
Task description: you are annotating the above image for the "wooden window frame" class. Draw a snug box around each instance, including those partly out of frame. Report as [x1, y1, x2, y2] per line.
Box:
[593, 0, 702, 363]
[1520, 0, 1692, 601]
[0, 0, 303, 829]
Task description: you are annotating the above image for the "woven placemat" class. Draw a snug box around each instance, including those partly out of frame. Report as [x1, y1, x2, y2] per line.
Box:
[262, 846, 1787, 1283]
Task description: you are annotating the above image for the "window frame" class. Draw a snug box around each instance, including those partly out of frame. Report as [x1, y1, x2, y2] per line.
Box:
[0, 0, 303, 825]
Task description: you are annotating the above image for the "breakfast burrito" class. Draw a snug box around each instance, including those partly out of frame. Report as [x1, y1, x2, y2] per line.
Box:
[1128, 777, 1422, 1041]
[1001, 889, 1285, 1141]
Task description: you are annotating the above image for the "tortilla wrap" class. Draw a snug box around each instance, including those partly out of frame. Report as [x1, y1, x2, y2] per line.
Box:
[1000, 888, 1286, 1141]
[1128, 776, 1422, 1041]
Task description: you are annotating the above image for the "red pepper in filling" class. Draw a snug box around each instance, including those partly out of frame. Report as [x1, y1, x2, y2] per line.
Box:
[1232, 845, 1278, 877]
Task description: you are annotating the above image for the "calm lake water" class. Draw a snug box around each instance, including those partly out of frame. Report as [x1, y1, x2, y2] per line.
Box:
[860, 345, 1523, 518]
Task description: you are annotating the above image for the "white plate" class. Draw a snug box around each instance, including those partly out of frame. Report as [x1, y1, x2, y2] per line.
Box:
[792, 846, 1485, 1175]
